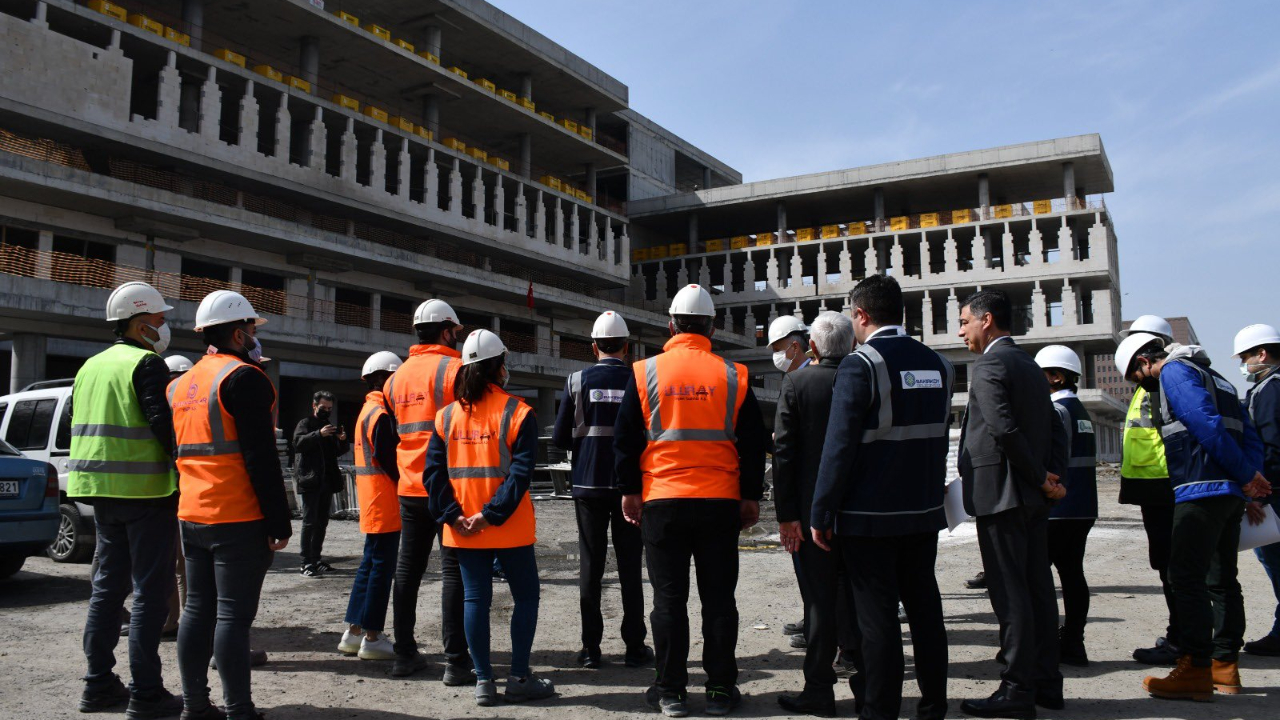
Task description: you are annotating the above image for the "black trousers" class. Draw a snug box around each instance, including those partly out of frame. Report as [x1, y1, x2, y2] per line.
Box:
[642, 499, 740, 695]
[841, 533, 947, 720]
[1047, 519, 1094, 638]
[976, 506, 1062, 696]
[574, 496, 647, 654]
[298, 490, 331, 567]
[1169, 495, 1246, 663]
[1139, 503, 1179, 645]
[795, 535, 862, 697]
[793, 552, 810, 630]
[177, 519, 272, 718]
[392, 496, 467, 665]
[83, 496, 178, 698]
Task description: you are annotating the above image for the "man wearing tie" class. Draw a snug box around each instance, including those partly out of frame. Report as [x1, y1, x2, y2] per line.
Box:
[956, 290, 1067, 719]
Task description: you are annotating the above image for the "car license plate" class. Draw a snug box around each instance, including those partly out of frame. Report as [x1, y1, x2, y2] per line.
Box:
[0, 479, 19, 498]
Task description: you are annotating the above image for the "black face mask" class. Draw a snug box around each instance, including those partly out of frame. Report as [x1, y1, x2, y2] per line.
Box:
[1138, 376, 1160, 393]
[316, 408, 331, 423]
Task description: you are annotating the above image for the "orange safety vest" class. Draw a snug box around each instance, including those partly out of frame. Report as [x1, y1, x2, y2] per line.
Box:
[436, 386, 536, 549]
[384, 344, 462, 497]
[354, 390, 402, 534]
[634, 334, 748, 502]
[168, 354, 277, 525]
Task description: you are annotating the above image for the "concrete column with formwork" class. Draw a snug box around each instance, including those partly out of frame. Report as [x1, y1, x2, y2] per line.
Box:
[874, 187, 885, 230]
[585, 163, 597, 199]
[182, 0, 204, 50]
[978, 173, 991, 219]
[423, 95, 441, 139]
[864, 241, 877, 277]
[702, 166, 712, 190]
[424, 26, 442, 60]
[519, 134, 532, 178]
[494, 176, 506, 230]
[300, 36, 320, 92]
[520, 74, 533, 104]
[776, 201, 787, 242]
[585, 107, 596, 138]
[10, 333, 47, 393]
[1028, 224, 1045, 265]
[1063, 162, 1076, 208]
[743, 252, 756, 290]
[1000, 223, 1014, 270]
[687, 213, 698, 247]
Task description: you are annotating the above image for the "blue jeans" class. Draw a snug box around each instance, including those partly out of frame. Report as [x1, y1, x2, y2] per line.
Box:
[344, 532, 400, 632]
[1255, 541, 1280, 639]
[456, 544, 540, 681]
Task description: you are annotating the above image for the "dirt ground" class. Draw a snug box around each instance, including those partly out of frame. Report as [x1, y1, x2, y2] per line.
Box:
[3, 469, 1279, 720]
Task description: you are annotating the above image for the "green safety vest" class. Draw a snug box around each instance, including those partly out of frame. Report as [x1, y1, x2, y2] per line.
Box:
[67, 343, 176, 499]
[1120, 386, 1168, 481]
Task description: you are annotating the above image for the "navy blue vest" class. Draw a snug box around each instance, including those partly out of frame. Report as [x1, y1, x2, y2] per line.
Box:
[834, 334, 953, 536]
[1050, 394, 1098, 520]
[1156, 358, 1248, 503]
[565, 359, 631, 497]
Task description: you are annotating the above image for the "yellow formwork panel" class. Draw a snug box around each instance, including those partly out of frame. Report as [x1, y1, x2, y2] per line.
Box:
[163, 27, 191, 46]
[755, 233, 776, 246]
[950, 208, 972, 224]
[704, 239, 725, 252]
[538, 111, 555, 122]
[649, 245, 669, 260]
[418, 51, 440, 65]
[820, 225, 841, 239]
[498, 89, 518, 101]
[447, 66, 468, 79]
[89, 1, 128, 22]
[285, 76, 311, 93]
[389, 116, 414, 132]
[466, 147, 488, 161]
[332, 94, 360, 111]
[474, 78, 496, 92]
[575, 189, 591, 203]
[414, 127, 433, 142]
[1033, 199, 1053, 215]
[128, 14, 164, 36]
[668, 243, 688, 257]
[362, 106, 389, 123]
[365, 24, 391, 41]
[577, 126, 594, 141]
[889, 216, 910, 232]
[253, 65, 284, 83]
[558, 118, 579, 133]
[539, 175, 562, 191]
[730, 236, 750, 250]
[214, 48, 246, 68]
[846, 221, 867, 235]
[993, 204, 1013, 219]
[338, 11, 359, 26]
[487, 156, 510, 171]
[794, 228, 817, 242]
[518, 98, 536, 111]
[442, 137, 467, 152]
[920, 213, 940, 228]
[632, 248, 651, 262]
[395, 39, 415, 52]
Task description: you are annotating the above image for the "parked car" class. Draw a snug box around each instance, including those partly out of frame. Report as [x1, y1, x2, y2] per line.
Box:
[0, 380, 95, 562]
[0, 435, 59, 578]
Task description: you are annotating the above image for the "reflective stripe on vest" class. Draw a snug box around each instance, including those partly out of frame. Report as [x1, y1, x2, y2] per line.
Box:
[386, 348, 460, 497]
[642, 355, 739, 443]
[852, 343, 952, 444]
[441, 397, 519, 480]
[354, 392, 401, 534]
[170, 359, 243, 458]
[569, 369, 620, 438]
[67, 343, 176, 499]
[1121, 387, 1168, 480]
[1157, 361, 1246, 438]
[1247, 373, 1280, 424]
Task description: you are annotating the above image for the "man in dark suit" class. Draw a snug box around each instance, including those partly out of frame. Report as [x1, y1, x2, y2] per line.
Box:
[811, 276, 953, 720]
[774, 310, 859, 717]
[956, 289, 1067, 719]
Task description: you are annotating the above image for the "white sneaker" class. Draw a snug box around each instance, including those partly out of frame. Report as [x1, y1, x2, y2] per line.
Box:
[358, 632, 397, 661]
[338, 629, 361, 656]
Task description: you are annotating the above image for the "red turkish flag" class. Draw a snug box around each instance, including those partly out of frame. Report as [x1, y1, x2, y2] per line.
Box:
[526, 280, 534, 309]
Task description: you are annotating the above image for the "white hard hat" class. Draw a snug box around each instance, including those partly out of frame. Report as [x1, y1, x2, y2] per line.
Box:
[362, 350, 403, 378]
[1234, 324, 1280, 358]
[461, 328, 506, 366]
[1116, 332, 1165, 379]
[767, 315, 807, 346]
[194, 290, 265, 332]
[105, 281, 173, 321]
[1122, 314, 1173, 340]
[414, 298, 459, 326]
[668, 284, 715, 317]
[164, 355, 193, 374]
[591, 311, 629, 339]
[1034, 345, 1082, 376]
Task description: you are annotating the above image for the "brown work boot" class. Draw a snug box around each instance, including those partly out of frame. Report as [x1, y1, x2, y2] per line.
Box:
[1143, 655, 1215, 701]
[1211, 659, 1241, 694]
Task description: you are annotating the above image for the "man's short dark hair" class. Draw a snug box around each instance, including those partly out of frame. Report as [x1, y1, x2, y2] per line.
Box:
[671, 314, 713, 337]
[313, 390, 334, 404]
[960, 289, 1012, 331]
[595, 337, 626, 354]
[849, 275, 904, 326]
[415, 321, 454, 344]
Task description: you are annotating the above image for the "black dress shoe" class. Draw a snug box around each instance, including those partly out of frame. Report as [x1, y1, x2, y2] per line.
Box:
[960, 685, 1036, 719]
[79, 675, 131, 713]
[624, 645, 655, 668]
[778, 692, 836, 718]
[1034, 691, 1064, 710]
[965, 571, 987, 589]
[576, 648, 602, 669]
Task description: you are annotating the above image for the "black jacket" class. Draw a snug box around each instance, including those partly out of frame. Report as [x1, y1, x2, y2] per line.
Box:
[773, 357, 841, 526]
[220, 350, 292, 540]
[293, 414, 349, 494]
[960, 337, 1068, 517]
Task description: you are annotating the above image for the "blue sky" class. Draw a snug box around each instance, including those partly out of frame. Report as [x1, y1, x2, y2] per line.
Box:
[495, 0, 1280, 387]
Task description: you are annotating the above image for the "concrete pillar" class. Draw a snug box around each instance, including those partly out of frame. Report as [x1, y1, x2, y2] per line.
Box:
[815, 244, 828, 288]
[864, 241, 877, 277]
[32, 2, 47, 27]
[273, 92, 291, 160]
[687, 214, 698, 247]
[744, 253, 756, 291]
[537, 387, 556, 421]
[697, 257, 710, 288]
[552, 197, 563, 246]
[1058, 219, 1074, 262]
[618, 225, 630, 270]
[789, 248, 803, 288]
[519, 74, 533, 102]
[34, 230, 53, 279]
[1063, 162, 1076, 207]
[1028, 226, 1044, 265]
[471, 166, 486, 221]
[370, 293, 382, 330]
[198, 67, 220, 139]
[494, 176, 506, 229]
[423, 95, 440, 138]
[766, 249, 779, 287]
[676, 260, 689, 288]
[1062, 279, 1078, 326]
[300, 36, 320, 92]
[946, 290, 960, 336]
[182, 0, 204, 50]
[519, 134, 532, 178]
[838, 244, 852, 282]
[424, 26, 442, 60]
[1001, 224, 1014, 269]
[702, 166, 712, 190]
[1031, 281, 1046, 332]
[534, 190, 547, 242]
[978, 173, 991, 219]
[974, 231, 988, 270]
[448, 158, 462, 215]
[396, 138, 410, 197]
[944, 229, 958, 272]
[158, 52, 181, 129]
[874, 187, 885, 230]
[10, 334, 46, 393]
[228, 266, 243, 289]
[585, 107, 597, 138]
[889, 238, 903, 276]
[305, 105, 324, 168]
[921, 292, 934, 336]
[585, 163, 597, 200]
[776, 201, 787, 242]
[339, 118, 357, 181]
[369, 129, 387, 190]
[514, 182, 528, 236]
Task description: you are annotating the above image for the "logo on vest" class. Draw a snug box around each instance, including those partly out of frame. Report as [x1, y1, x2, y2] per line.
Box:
[663, 384, 717, 401]
[590, 388, 625, 403]
[900, 370, 943, 389]
[451, 429, 494, 445]
[1077, 419, 1094, 434]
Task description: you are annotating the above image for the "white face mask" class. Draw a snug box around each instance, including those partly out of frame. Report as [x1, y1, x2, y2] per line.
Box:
[246, 335, 264, 363]
[772, 344, 795, 373]
[1241, 362, 1272, 384]
[141, 321, 170, 354]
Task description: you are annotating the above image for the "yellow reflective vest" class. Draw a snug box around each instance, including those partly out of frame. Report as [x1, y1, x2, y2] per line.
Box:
[1121, 386, 1168, 480]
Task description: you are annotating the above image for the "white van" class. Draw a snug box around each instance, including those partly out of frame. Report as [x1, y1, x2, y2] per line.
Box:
[0, 380, 95, 562]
